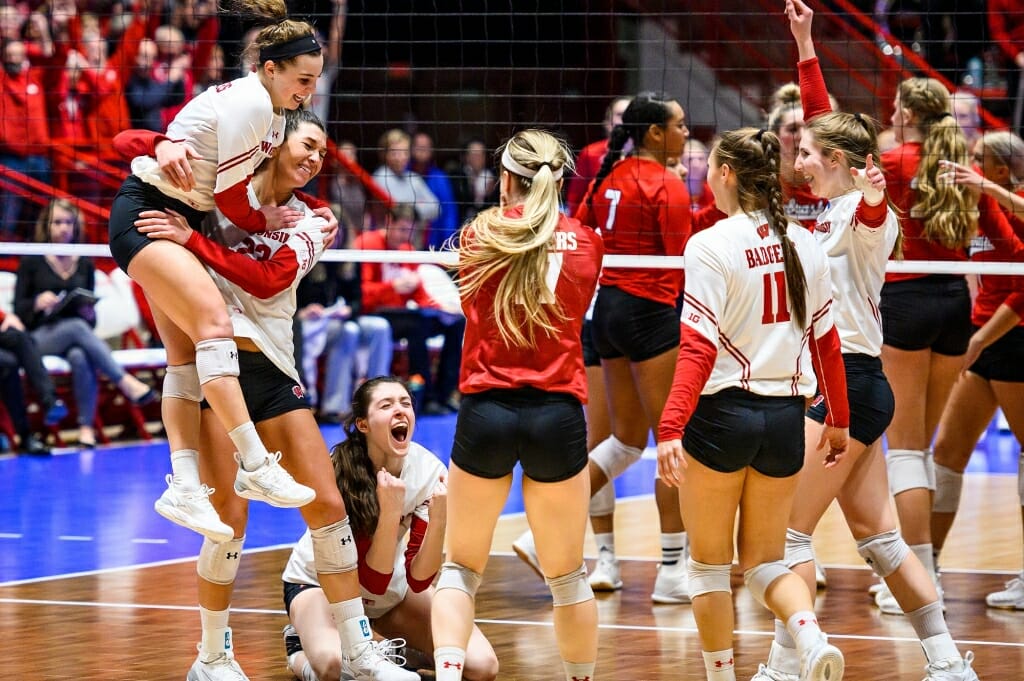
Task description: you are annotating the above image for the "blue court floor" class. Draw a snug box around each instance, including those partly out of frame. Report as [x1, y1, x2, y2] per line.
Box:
[0, 412, 1018, 584]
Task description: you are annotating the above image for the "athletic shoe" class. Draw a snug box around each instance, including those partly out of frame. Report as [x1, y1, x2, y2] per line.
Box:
[874, 580, 945, 615]
[344, 639, 418, 681]
[187, 653, 250, 681]
[986, 573, 1024, 610]
[512, 530, 544, 580]
[814, 558, 827, 590]
[154, 475, 234, 543]
[42, 399, 68, 427]
[751, 642, 801, 681]
[282, 623, 303, 659]
[799, 633, 844, 681]
[589, 548, 623, 591]
[751, 664, 799, 681]
[651, 560, 691, 604]
[924, 651, 978, 681]
[868, 579, 886, 595]
[233, 452, 316, 508]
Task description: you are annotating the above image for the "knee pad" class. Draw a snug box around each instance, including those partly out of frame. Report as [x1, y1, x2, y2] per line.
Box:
[197, 535, 245, 585]
[436, 562, 483, 598]
[856, 528, 910, 578]
[589, 479, 616, 516]
[744, 561, 791, 608]
[784, 528, 816, 569]
[887, 449, 934, 495]
[546, 563, 594, 607]
[589, 435, 643, 482]
[195, 338, 240, 385]
[932, 463, 964, 514]
[310, 518, 358, 574]
[163, 363, 202, 402]
[688, 558, 732, 598]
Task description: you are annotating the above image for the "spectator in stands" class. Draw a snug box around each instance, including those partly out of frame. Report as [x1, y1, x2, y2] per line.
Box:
[152, 25, 193, 129]
[0, 6, 22, 43]
[192, 42, 224, 95]
[332, 140, 370, 234]
[450, 138, 496, 226]
[75, 24, 134, 159]
[564, 96, 631, 216]
[126, 38, 188, 131]
[951, 89, 983, 150]
[411, 131, 460, 249]
[309, 0, 347, 124]
[14, 200, 155, 448]
[0, 310, 68, 454]
[373, 129, 440, 248]
[682, 138, 712, 210]
[989, 0, 1024, 134]
[297, 261, 393, 424]
[0, 38, 51, 239]
[355, 203, 465, 415]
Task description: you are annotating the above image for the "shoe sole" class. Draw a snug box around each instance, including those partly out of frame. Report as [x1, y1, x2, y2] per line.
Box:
[986, 600, 1024, 610]
[154, 502, 233, 543]
[589, 578, 623, 591]
[651, 592, 692, 604]
[806, 647, 844, 681]
[233, 485, 315, 508]
[512, 543, 544, 580]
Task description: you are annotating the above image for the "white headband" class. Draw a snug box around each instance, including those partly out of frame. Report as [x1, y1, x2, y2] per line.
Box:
[501, 147, 563, 181]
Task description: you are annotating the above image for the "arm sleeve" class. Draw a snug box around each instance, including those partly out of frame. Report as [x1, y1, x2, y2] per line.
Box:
[658, 325, 717, 441]
[854, 196, 888, 228]
[183, 230, 301, 299]
[807, 256, 849, 427]
[798, 57, 833, 120]
[354, 535, 393, 595]
[112, 128, 170, 160]
[403, 515, 436, 593]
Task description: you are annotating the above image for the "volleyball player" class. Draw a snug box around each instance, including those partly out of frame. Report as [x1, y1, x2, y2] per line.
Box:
[133, 109, 412, 681]
[282, 377, 498, 681]
[108, 0, 325, 536]
[657, 124, 848, 681]
[431, 129, 603, 681]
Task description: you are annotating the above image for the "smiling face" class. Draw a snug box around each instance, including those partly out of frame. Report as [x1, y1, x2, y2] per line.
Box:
[275, 121, 327, 191]
[265, 53, 323, 110]
[356, 380, 416, 468]
[794, 129, 841, 198]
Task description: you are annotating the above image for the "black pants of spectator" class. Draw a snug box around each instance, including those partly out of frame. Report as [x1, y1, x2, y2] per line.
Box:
[0, 328, 58, 411]
[378, 308, 465, 406]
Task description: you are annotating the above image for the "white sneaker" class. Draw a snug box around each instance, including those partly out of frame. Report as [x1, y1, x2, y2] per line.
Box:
[874, 580, 945, 615]
[154, 475, 233, 543]
[814, 558, 827, 590]
[868, 579, 886, 595]
[751, 641, 801, 681]
[986, 573, 1024, 609]
[512, 530, 544, 580]
[187, 653, 250, 681]
[589, 549, 623, 591]
[752, 664, 799, 681]
[344, 639, 418, 681]
[233, 452, 315, 508]
[799, 633, 844, 681]
[924, 651, 979, 681]
[651, 561, 691, 604]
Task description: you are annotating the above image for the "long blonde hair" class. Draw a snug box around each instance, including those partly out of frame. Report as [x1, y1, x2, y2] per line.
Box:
[899, 78, 978, 249]
[457, 129, 573, 348]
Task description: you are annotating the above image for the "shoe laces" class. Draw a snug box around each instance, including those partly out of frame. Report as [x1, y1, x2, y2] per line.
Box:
[924, 651, 975, 679]
[165, 475, 218, 505]
[1003, 575, 1024, 591]
[355, 638, 409, 669]
[249, 452, 294, 484]
[195, 651, 247, 680]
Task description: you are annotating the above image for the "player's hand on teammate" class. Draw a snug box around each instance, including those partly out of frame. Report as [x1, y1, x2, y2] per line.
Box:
[260, 204, 304, 231]
[817, 424, 848, 467]
[937, 159, 985, 197]
[851, 153, 886, 206]
[656, 438, 687, 487]
[313, 205, 340, 246]
[155, 139, 201, 193]
[135, 209, 194, 246]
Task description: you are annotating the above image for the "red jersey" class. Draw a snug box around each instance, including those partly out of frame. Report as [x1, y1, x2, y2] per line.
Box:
[458, 210, 603, 402]
[575, 156, 690, 306]
[971, 198, 1024, 327]
[353, 230, 437, 312]
[565, 138, 609, 217]
[0, 67, 49, 156]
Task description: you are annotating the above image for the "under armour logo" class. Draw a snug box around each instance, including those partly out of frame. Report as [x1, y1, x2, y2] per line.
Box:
[713, 658, 733, 668]
[797, 618, 817, 627]
[340, 536, 352, 545]
[226, 552, 239, 559]
[443, 661, 463, 670]
[571, 677, 591, 681]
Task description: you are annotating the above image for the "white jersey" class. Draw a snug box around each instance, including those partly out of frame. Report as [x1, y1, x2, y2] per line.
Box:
[205, 188, 327, 383]
[682, 210, 835, 398]
[132, 72, 284, 211]
[812, 192, 899, 357]
[281, 442, 446, 618]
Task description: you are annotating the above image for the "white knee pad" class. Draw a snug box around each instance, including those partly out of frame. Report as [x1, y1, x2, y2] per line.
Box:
[932, 463, 964, 514]
[546, 563, 594, 607]
[688, 558, 732, 598]
[197, 536, 245, 585]
[784, 528, 816, 569]
[887, 449, 935, 495]
[589, 435, 643, 482]
[436, 562, 483, 598]
[310, 518, 358, 574]
[589, 479, 617, 516]
[856, 528, 910, 578]
[744, 561, 791, 608]
[195, 338, 240, 385]
[163, 363, 203, 402]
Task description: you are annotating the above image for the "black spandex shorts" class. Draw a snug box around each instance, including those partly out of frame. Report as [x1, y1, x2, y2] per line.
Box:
[450, 387, 588, 483]
[581, 319, 600, 368]
[592, 286, 679, 362]
[683, 388, 806, 478]
[806, 354, 894, 446]
[108, 175, 208, 272]
[880, 275, 972, 356]
[200, 350, 311, 422]
[969, 325, 1024, 382]
[282, 580, 319, 616]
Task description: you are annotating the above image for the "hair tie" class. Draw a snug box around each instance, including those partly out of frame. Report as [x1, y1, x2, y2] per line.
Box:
[501, 147, 564, 181]
[259, 33, 321, 64]
[755, 128, 767, 143]
[853, 112, 868, 128]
